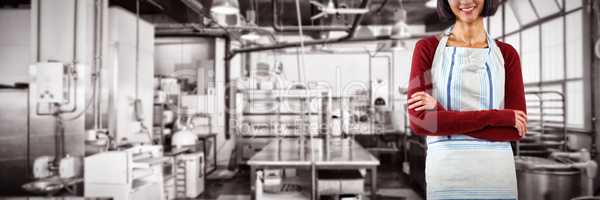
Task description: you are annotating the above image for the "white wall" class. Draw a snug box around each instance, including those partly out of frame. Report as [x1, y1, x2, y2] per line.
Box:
[107, 6, 155, 143]
[0, 9, 30, 85]
[154, 37, 214, 77]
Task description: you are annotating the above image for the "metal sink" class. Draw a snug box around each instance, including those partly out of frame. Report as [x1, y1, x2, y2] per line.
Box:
[22, 178, 64, 195]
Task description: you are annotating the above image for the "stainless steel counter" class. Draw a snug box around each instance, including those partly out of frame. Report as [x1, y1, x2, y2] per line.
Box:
[247, 138, 380, 200]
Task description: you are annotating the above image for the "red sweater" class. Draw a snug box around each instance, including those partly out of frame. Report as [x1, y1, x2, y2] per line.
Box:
[407, 36, 526, 141]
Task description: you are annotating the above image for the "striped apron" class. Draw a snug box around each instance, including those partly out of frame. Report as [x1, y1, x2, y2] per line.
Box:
[425, 28, 518, 200]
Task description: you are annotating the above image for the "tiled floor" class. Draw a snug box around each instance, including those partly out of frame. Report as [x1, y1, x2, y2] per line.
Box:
[197, 159, 424, 200]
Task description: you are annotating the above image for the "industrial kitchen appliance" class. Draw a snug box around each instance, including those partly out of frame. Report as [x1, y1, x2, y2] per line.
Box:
[174, 152, 205, 198]
[84, 145, 169, 200]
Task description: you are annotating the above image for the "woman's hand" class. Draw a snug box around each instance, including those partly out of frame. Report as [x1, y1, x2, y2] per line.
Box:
[407, 92, 437, 111]
[513, 110, 528, 137]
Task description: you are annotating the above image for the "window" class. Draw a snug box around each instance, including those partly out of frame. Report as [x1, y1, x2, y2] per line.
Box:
[566, 80, 585, 128]
[565, 0, 583, 12]
[509, 0, 538, 24]
[541, 18, 564, 81]
[531, 0, 560, 18]
[490, 5, 504, 39]
[497, 0, 589, 130]
[520, 27, 540, 84]
[505, 4, 521, 33]
[566, 10, 584, 79]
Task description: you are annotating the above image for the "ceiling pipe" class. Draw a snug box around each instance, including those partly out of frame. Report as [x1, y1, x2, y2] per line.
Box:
[228, 0, 372, 59]
[271, 0, 352, 32]
[145, 0, 165, 10]
[180, 0, 204, 13]
[340, 0, 369, 40]
[156, 28, 230, 37]
[228, 33, 432, 56]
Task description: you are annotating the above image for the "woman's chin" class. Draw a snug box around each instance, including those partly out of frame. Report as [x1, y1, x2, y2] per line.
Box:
[457, 15, 481, 23]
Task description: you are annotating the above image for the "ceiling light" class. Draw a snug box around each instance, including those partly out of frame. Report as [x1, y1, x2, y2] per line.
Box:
[327, 0, 335, 10]
[241, 31, 261, 41]
[241, 10, 261, 41]
[426, 0, 437, 8]
[211, 0, 239, 15]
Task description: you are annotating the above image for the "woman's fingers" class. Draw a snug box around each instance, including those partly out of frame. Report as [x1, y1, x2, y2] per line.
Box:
[409, 92, 438, 111]
[407, 100, 425, 109]
[509, 110, 528, 137]
[516, 119, 527, 136]
[517, 111, 527, 121]
[514, 110, 528, 124]
[512, 110, 527, 136]
[515, 121, 524, 136]
[408, 93, 436, 111]
[515, 115, 526, 127]
[516, 111, 528, 121]
[408, 93, 428, 104]
[407, 96, 423, 104]
[415, 105, 428, 111]
[411, 101, 436, 111]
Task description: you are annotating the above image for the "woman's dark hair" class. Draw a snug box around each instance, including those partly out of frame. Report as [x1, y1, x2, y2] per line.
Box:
[437, 0, 501, 21]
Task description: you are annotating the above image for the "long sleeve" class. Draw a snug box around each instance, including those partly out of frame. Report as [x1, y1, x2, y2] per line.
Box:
[462, 42, 527, 141]
[407, 38, 516, 137]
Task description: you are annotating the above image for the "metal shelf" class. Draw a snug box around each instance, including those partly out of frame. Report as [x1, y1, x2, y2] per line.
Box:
[518, 91, 567, 157]
[234, 89, 332, 165]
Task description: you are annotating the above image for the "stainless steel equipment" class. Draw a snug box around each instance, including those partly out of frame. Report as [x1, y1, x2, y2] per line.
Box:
[516, 151, 598, 200]
[84, 145, 168, 200]
[516, 156, 582, 200]
[520, 91, 567, 157]
[58, 155, 83, 179]
[23, 155, 83, 196]
[248, 138, 379, 200]
[174, 152, 205, 198]
[33, 156, 55, 179]
[32, 155, 83, 179]
[21, 178, 64, 195]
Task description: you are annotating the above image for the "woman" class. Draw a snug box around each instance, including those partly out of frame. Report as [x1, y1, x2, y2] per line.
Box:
[406, 0, 527, 199]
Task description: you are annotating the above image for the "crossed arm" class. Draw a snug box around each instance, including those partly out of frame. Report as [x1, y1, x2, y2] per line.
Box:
[406, 39, 527, 142]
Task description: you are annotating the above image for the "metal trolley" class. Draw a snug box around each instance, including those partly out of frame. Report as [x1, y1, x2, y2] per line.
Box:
[518, 91, 567, 157]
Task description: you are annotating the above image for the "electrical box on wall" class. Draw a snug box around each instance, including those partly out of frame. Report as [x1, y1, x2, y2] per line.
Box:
[370, 56, 391, 107]
[30, 62, 65, 103]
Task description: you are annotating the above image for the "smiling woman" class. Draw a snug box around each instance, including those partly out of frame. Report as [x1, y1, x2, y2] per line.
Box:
[407, 0, 526, 199]
[437, 0, 500, 21]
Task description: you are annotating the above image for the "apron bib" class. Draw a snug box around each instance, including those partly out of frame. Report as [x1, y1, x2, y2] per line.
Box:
[425, 28, 518, 200]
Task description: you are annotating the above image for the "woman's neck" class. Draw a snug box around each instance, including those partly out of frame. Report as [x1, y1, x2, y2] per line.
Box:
[449, 19, 487, 48]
